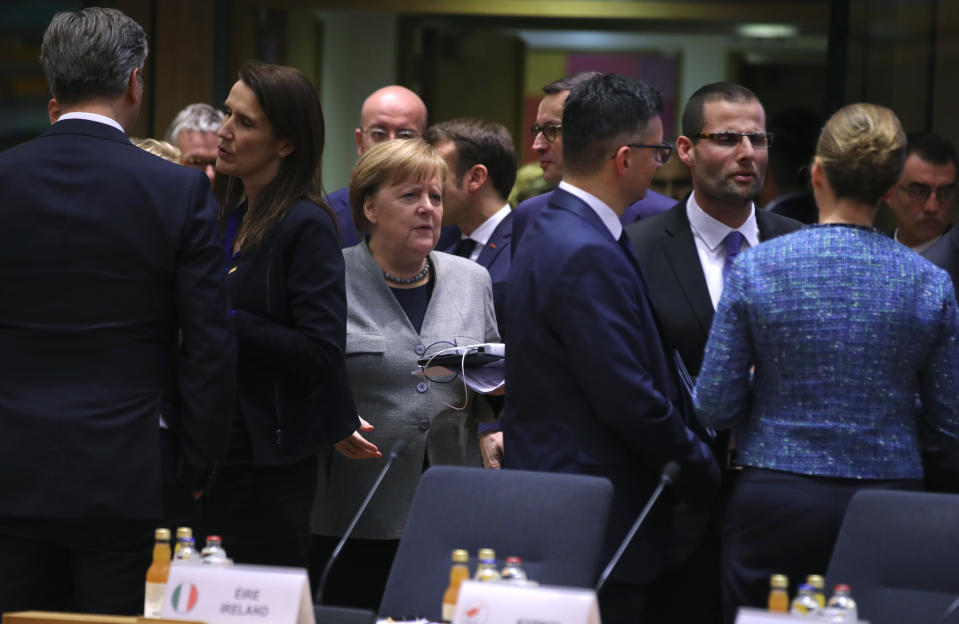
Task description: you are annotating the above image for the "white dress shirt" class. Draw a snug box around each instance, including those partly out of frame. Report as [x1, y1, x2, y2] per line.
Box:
[57, 111, 125, 133]
[559, 180, 622, 239]
[686, 194, 760, 310]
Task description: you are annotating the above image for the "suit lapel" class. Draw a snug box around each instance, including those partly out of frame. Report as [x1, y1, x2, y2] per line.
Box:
[659, 202, 716, 334]
[475, 212, 512, 269]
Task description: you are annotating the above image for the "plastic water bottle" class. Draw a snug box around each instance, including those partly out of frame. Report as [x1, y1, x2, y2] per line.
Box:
[500, 556, 528, 583]
[201, 535, 229, 565]
[823, 584, 858, 622]
[790, 583, 821, 617]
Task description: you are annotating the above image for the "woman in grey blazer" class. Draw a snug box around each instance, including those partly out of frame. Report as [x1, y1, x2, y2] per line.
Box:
[311, 139, 500, 610]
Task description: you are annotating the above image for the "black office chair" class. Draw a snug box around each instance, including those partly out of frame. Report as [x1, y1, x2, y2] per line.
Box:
[377, 466, 614, 621]
[826, 489, 959, 624]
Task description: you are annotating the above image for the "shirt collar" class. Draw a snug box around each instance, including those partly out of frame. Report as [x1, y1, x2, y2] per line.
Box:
[559, 181, 622, 239]
[464, 204, 511, 247]
[57, 112, 125, 134]
[894, 228, 943, 254]
[686, 193, 759, 250]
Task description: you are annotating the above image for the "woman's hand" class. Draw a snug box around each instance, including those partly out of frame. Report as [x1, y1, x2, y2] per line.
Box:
[335, 415, 382, 459]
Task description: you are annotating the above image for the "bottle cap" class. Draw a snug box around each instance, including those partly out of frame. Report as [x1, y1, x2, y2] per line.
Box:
[155, 528, 171, 540]
[806, 574, 824, 589]
[176, 527, 193, 539]
[206, 535, 222, 544]
[505, 556, 522, 564]
[452, 549, 469, 563]
[834, 584, 851, 593]
[477, 548, 495, 560]
[770, 574, 788, 588]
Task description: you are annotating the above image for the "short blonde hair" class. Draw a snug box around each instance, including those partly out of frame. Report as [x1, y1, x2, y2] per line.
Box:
[816, 103, 906, 206]
[132, 137, 182, 163]
[349, 139, 448, 234]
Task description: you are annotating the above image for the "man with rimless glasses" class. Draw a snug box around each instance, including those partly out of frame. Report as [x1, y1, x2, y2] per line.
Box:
[625, 82, 801, 624]
[510, 72, 675, 260]
[888, 132, 957, 253]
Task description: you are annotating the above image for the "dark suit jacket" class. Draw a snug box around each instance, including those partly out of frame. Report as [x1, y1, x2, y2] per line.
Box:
[625, 197, 803, 377]
[326, 185, 461, 250]
[511, 188, 674, 259]
[503, 187, 719, 585]
[0, 119, 236, 518]
[923, 225, 959, 301]
[445, 211, 512, 336]
[765, 191, 818, 225]
[226, 200, 359, 466]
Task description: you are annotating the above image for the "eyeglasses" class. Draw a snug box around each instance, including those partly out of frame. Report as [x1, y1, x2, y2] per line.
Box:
[897, 183, 958, 205]
[362, 127, 420, 143]
[611, 142, 674, 165]
[695, 132, 774, 149]
[530, 123, 562, 143]
[182, 156, 217, 170]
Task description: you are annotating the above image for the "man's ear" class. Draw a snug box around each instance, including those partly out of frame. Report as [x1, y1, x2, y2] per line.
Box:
[676, 135, 695, 167]
[466, 164, 488, 192]
[354, 128, 363, 157]
[48, 98, 60, 124]
[126, 67, 142, 105]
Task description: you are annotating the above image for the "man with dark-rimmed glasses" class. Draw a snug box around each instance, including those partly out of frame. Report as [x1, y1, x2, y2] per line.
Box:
[890, 132, 957, 252]
[511, 72, 675, 260]
[624, 82, 801, 624]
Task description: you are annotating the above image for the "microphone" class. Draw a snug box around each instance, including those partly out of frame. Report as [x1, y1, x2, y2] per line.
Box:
[594, 461, 680, 594]
[314, 438, 408, 605]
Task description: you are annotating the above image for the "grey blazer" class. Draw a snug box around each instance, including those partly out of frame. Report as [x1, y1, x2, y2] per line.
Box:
[312, 241, 499, 539]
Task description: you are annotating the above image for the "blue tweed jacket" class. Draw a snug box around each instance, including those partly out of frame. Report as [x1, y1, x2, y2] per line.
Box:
[694, 223, 959, 479]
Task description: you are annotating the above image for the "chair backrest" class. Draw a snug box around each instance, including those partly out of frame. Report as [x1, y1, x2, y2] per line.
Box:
[378, 466, 614, 621]
[313, 604, 376, 624]
[826, 489, 959, 624]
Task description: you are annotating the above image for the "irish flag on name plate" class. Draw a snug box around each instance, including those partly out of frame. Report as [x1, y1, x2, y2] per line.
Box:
[170, 582, 200, 614]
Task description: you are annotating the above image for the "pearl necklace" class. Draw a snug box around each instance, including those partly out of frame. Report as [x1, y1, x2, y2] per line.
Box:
[384, 258, 430, 285]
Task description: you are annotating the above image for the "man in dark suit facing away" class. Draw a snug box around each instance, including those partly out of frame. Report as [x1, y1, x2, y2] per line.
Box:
[503, 73, 719, 622]
[626, 82, 802, 624]
[0, 7, 236, 614]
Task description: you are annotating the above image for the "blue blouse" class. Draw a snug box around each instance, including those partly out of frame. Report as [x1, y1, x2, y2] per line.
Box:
[694, 224, 959, 479]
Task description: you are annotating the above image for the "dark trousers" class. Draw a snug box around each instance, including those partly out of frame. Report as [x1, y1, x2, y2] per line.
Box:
[310, 535, 399, 613]
[201, 455, 318, 568]
[0, 517, 155, 615]
[721, 467, 923, 624]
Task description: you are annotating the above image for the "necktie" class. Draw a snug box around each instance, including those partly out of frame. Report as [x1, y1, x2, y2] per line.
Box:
[723, 230, 746, 279]
[453, 237, 477, 258]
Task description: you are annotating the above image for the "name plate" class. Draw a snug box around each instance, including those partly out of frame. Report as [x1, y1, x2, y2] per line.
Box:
[453, 581, 599, 624]
[160, 564, 313, 624]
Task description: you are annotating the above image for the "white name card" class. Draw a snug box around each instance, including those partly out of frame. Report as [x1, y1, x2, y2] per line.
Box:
[453, 580, 600, 624]
[160, 563, 314, 624]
